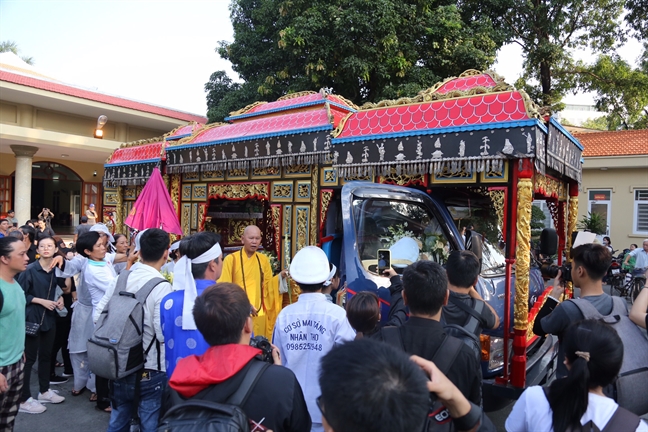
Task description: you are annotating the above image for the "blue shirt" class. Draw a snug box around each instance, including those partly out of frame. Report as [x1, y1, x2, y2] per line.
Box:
[160, 279, 215, 378]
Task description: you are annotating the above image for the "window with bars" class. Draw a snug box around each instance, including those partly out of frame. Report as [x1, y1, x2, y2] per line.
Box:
[634, 189, 648, 235]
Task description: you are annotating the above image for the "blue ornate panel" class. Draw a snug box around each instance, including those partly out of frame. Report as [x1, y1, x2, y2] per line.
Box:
[192, 184, 207, 201]
[320, 167, 338, 186]
[271, 181, 294, 203]
[295, 180, 311, 202]
[182, 184, 192, 200]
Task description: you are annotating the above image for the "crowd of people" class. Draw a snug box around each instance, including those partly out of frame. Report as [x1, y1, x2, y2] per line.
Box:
[1, 221, 647, 432]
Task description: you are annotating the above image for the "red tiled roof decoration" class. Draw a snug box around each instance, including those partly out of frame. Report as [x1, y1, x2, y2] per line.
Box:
[433, 73, 498, 94]
[226, 92, 356, 121]
[185, 108, 334, 145]
[107, 141, 165, 165]
[165, 123, 204, 140]
[334, 91, 532, 141]
[246, 92, 324, 115]
[576, 129, 648, 157]
[0, 70, 207, 123]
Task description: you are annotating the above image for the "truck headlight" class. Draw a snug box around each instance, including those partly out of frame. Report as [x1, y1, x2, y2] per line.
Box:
[480, 335, 505, 370]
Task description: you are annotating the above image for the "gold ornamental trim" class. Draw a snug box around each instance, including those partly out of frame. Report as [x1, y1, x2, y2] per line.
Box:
[277, 91, 318, 101]
[115, 186, 124, 234]
[488, 189, 506, 232]
[207, 182, 269, 200]
[320, 189, 333, 233]
[309, 167, 319, 245]
[566, 196, 578, 259]
[514, 178, 533, 331]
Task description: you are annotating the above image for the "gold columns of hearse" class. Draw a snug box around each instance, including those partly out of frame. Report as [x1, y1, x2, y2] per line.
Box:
[514, 177, 532, 331]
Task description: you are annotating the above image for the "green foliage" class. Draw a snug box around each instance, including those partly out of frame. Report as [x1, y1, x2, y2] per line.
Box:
[531, 205, 547, 240]
[205, 71, 260, 123]
[208, 0, 504, 116]
[471, 0, 626, 110]
[577, 212, 607, 235]
[0, 40, 34, 65]
[580, 116, 610, 130]
[574, 52, 648, 130]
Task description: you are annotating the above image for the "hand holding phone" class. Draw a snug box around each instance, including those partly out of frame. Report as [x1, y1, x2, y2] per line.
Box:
[378, 249, 391, 275]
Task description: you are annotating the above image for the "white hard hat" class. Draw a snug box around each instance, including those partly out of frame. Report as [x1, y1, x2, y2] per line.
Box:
[90, 223, 115, 243]
[289, 246, 330, 284]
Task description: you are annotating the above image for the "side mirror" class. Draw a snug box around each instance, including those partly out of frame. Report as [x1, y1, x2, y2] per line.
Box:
[467, 230, 483, 267]
[539, 228, 558, 256]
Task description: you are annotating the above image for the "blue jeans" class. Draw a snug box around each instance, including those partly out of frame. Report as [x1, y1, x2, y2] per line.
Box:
[107, 370, 167, 432]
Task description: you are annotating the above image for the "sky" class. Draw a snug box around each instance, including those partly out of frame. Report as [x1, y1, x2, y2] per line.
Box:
[0, 0, 644, 116]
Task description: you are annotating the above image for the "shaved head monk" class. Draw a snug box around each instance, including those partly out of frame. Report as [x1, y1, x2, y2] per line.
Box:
[218, 225, 287, 338]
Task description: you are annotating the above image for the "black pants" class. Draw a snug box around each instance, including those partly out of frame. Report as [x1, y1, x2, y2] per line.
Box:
[49, 318, 72, 376]
[96, 376, 110, 410]
[22, 326, 56, 402]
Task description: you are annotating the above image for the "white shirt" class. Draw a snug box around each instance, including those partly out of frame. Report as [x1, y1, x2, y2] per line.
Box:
[629, 248, 648, 269]
[94, 262, 173, 372]
[505, 386, 648, 432]
[56, 253, 117, 315]
[272, 293, 356, 430]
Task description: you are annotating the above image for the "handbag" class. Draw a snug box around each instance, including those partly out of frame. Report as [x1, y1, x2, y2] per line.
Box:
[25, 272, 54, 337]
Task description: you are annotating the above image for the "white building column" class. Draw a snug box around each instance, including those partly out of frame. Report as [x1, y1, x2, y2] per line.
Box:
[10, 145, 38, 224]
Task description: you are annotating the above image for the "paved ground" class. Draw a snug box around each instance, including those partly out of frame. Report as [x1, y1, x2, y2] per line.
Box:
[12, 284, 642, 432]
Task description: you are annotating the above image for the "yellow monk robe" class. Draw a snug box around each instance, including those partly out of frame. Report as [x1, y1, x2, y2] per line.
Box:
[218, 250, 283, 338]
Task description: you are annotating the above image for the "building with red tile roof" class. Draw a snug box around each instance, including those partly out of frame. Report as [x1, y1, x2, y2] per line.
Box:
[0, 52, 206, 226]
[573, 129, 648, 245]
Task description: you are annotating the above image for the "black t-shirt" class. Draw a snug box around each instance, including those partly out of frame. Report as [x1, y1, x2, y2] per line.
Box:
[36, 227, 56, 242]
[373, 317, 482, 405]
[163, 359, 311, 432]
[442, 291, 497, 331]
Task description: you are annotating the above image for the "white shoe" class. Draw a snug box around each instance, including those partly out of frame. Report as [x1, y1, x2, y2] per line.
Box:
[19, 397, 47, 414]
[38, 389, 65, 404]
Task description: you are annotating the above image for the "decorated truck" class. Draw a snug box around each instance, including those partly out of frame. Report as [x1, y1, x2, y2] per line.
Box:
[102, 70, 582, 408]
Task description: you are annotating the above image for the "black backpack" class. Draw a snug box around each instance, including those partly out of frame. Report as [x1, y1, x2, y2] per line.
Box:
[441, 296, 485, 361]
[158, 360, 269, 432]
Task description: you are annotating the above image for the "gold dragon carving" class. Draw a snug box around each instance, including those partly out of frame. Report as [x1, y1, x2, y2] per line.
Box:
[320, 190, 333, 233]
[271, 205, 281, 258]
[488, 189, 506, 232]
[208, 183, 268, 200]
[309, 168, 319, 245]
[115, 187, 123, 234]
[514, 178, 532, 331]
[296, 208, 308, 251]
[169, 175, 181, 241]
[273, 184, 293, 198]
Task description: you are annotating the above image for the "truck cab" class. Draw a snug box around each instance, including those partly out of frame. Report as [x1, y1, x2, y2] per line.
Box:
[322, 181, 558, 410]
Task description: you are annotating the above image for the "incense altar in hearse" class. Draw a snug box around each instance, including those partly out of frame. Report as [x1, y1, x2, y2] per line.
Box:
[102, 70, 583, 406]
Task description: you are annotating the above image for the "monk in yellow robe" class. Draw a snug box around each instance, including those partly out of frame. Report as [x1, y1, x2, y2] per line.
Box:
[218, 225, 286, 338]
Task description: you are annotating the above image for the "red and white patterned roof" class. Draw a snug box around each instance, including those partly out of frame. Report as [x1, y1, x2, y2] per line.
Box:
[1, 70, 207, 123]
[227, 92, 356, 121]
[245, 93, 324, 115]
[186, 108, 334, 145]
[107, 142, 166, 164]
[433, 73, 498, 94]
[166, 123, 204, 139]
[335, 91, 532, 140]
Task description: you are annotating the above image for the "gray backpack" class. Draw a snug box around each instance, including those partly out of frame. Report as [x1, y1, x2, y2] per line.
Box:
[87, 270, 166, 380]
[570, 296, 648, 416]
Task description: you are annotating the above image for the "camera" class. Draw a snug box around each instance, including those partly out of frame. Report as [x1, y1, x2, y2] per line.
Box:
[540, 261, 572, 283]
[249, 335, 274, 364]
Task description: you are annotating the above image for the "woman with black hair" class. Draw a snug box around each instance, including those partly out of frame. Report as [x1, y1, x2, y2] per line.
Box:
[506, 319, 647, 432]
[51, 231, 131, 412]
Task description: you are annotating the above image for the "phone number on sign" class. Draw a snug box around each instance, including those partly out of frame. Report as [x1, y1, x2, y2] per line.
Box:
[285, 343, 323, 351]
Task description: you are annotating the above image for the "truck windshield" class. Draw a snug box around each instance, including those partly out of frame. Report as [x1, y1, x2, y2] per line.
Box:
[352, 197, 453, 274]
[481, 238, 506, 275]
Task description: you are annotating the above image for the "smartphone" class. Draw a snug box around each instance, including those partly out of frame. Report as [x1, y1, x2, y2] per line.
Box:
[378, 249, 391, 274]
